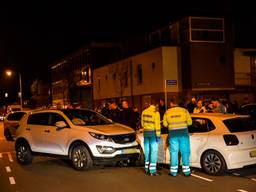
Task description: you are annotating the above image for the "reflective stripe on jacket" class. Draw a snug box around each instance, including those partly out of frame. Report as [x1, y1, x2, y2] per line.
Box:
[141, 105, 161, 137]
[163, 106, 192, 130]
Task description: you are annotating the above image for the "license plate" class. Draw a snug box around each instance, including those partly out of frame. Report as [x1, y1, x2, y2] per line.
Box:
[122, 148, 139, 154]
[250, 150, 256, 157]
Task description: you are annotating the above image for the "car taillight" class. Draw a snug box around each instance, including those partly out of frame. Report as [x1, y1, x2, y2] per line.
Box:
[223, 134, 239, 146]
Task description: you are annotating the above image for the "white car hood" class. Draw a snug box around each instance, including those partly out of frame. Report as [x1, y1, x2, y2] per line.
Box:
[88, 123, 135, 135]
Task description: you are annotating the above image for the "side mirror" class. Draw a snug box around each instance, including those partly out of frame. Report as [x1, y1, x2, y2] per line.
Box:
[108, 118, 113, 123]
[55, 121, 67, 130]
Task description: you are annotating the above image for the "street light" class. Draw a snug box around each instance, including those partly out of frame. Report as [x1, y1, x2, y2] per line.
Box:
[5, 70, 23, 110]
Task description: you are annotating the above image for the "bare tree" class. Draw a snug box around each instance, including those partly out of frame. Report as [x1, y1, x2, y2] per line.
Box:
[108, 61, 129, 99]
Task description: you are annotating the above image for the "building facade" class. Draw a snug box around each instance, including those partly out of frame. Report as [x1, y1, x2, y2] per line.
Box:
[50, 16, 256, 110]
[51, 43, 121, 109]
[231, 48, 256, 103]
[93, 46, 181, 110]
[93, 16, 238, 110]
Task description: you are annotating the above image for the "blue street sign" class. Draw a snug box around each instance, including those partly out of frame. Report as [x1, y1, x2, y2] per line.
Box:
[166, 80, 177, 85]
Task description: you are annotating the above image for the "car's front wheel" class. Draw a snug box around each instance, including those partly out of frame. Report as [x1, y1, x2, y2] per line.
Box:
[16, 141, 33, 165]
[201, 150, 227, 175]
[71, 145, 92, 171]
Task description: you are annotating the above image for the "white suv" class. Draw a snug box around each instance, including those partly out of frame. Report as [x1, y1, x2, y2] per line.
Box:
[15, 109, 140, 170]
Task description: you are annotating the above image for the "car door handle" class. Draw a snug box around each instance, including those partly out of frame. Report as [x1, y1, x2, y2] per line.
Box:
[26, 128, 30, 131]
[44, 130, 50, 133]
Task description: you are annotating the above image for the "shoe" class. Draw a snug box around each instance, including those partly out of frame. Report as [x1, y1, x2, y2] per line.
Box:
[149, 172, 160, 176]
[183, 173, 191, 177]
[144, 169, 149, 175]
[168, 173, 177, 177]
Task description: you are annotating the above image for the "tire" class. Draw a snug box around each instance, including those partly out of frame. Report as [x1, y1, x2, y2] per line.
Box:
[16, 141, 33, 165]
[4, 129, 13, 141]
[129, 145, 145, 166]
[71, 145, 92, 171]
[201, 150, 227, 175]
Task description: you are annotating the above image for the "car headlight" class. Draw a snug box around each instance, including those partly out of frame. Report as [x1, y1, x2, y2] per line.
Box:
[89, 132, 114, 142]
[96, 145, 116, 154]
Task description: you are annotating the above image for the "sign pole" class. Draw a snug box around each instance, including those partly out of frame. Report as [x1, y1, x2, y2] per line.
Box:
[164, 79, 167, 111]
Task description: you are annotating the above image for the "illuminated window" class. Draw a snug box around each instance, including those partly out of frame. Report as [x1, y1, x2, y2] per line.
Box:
[81, 66, 92, 85]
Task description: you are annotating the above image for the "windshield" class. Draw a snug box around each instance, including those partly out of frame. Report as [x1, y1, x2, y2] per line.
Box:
[223, 117, 256, 132]
[62, 109, 113, 126]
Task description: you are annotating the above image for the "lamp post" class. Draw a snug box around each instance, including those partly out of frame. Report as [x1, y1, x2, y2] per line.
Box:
[6, 70, 23, 110]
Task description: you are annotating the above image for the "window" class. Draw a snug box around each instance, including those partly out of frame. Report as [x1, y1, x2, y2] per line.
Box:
[113, 73, 116, 80]
[62, 109, 113, 126]
[28, 113, 50, 125]
[137, 64, 143, 84]
[97, 78, 101, 90]
[81, 66, 92, 84]
[7, 112, 26, 121]
[190, 17, 224, 43]
[49, 113, 68, 126]
[223, 117, 256, 132]
[124, 71, 128, 87]
[152, 62, 156, 70]
[188, 118, 215, 133]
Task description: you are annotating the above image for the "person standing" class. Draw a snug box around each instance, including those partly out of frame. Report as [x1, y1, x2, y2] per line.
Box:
[141, 102, 161, 176]
[158, 99, 168, 134]
[163, 97, 192, 177]
[120, 100, 136, 130]
[108, 101, 121, 123]
[193, 100, 206, 113]
[186, 97, 197, 113]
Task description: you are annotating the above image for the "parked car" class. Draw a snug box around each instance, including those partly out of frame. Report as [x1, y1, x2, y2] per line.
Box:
[136, 113, 256, 175]
[7, 104, 21, 113]
[0, 112, 6, 121]
[4, 111, 28, 141]
[239, 103, 256, 119]
[15, 109, 140, 170]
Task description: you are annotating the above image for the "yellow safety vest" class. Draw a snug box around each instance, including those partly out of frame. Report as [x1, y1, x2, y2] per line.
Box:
[163, 106, 192, 130]
[141, 105, 161, 137]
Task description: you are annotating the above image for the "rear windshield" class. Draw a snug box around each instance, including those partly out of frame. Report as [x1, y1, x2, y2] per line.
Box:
[223, 117, 256, 132]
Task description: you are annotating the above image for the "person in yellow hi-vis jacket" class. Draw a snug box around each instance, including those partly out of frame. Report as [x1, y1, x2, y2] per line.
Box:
[163, 97, 192, 177]
[141, 102, 161, 176]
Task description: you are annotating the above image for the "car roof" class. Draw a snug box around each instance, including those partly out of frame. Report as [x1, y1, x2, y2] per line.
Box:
[240, 103, 256, 108]
[191, 113, 249, 120]
[27, 108, 95, 114]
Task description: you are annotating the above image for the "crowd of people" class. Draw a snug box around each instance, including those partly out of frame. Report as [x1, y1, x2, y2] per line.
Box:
[95, 96, 247, 131]
[95, 100, 140, 130]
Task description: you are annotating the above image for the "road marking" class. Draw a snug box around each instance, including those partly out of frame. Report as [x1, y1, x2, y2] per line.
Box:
[191, 173, 213, 182]
[9, 177, 16, 185]
[237, 189, 248, 192]
[250, 178, 256, 182]
[5, 166, 11, 173]
[7, 152, 13, 162]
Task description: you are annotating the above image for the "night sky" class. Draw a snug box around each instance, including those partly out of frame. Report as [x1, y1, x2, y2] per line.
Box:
[0, 0, 256, 102]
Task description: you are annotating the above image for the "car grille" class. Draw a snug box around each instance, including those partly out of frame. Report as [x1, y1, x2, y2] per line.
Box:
[111, 133, 136, 144]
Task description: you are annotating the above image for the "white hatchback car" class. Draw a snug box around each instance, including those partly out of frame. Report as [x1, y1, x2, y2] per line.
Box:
[137, 113, 256, 175]
[4, 111, 28, 141]
[15, 109, 140, 170]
